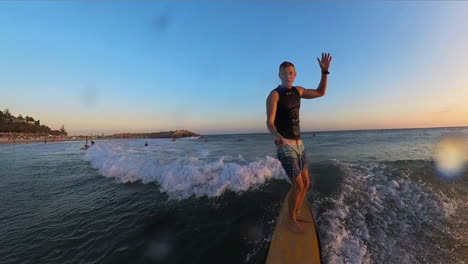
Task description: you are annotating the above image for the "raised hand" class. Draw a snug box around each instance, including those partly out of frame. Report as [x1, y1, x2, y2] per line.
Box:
[317, 53, 332, 72]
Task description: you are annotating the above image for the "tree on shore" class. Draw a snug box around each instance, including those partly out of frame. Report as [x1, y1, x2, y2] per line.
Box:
[60, 125, 67, 135]
[0, 109, 66, 135]
[4, 108, 11, 117]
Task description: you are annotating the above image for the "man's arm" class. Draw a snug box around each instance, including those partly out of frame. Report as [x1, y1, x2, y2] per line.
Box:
[296, 73, 328, 99]
[266, 90, 285, 146]
[266, 90, 280, 136]
[297, 53, 332, 99]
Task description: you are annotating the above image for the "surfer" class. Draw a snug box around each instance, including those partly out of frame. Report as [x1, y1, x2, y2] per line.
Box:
[266, 53, 332, 234]
[81, 139, 91, 150]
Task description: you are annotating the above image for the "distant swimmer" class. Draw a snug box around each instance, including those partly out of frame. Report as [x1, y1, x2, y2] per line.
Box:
[171, 138, 176, 142]
[144, 142, 148, 146]
[266, 53, 332, 234]
[81, 139, 91, 150]
[91, 140, 95, 145]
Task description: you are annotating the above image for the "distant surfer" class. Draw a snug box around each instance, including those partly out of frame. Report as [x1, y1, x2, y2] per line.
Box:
[81, 139, 91, 150]
[144, 141, 148, 146]
[266, 53, 332, 234]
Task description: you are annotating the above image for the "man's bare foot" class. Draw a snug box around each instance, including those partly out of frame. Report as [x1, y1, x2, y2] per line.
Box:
[287, 220, 304, 234]
[296, 214, 314, 223]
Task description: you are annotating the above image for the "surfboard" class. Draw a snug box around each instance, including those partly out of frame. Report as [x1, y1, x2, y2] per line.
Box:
[266, 191, 322, 264]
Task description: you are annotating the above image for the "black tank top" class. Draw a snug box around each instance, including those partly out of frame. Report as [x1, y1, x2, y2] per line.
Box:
[274, 86, 301, 140]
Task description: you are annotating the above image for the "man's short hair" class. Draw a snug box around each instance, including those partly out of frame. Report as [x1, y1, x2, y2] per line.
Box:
[279, 61, 295, 71]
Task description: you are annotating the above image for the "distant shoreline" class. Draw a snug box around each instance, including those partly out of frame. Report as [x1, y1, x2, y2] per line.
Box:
[1, 126, 465, 145]
[0, 137, 203, 145]
[0, 137, 87, 145]
[0, 129, 202, 145]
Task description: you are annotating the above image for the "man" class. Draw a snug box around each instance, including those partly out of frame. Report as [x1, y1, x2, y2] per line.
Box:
[266, 53, 332, 234]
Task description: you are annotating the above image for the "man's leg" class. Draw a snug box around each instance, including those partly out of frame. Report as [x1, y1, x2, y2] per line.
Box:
[296, 169, 312, 222]
[287, 174, 304, 234]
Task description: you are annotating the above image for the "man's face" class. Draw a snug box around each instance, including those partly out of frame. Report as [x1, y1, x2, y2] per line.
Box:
[278, 66, 296, 87]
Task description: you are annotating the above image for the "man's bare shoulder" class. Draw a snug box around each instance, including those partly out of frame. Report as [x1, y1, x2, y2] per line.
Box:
[295, 85, 323, 99]
[295, 86, 305, 95]
[268, 89, 279, 99]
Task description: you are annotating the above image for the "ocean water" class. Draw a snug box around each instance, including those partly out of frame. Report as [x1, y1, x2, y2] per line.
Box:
[0, 127, 467, 264]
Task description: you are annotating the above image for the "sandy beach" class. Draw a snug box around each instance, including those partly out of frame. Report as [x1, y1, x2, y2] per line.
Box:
[0, 137, 88, 144]
[0, 133, 93, 144]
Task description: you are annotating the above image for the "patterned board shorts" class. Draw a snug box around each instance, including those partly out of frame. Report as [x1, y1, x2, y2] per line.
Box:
[277, 143, 308, 179]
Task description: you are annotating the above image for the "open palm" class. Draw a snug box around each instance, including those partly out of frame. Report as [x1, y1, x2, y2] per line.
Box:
[317, 53, 332, 71]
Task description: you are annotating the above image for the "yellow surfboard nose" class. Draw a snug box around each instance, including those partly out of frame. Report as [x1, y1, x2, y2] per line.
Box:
[266, 191, 322, 264]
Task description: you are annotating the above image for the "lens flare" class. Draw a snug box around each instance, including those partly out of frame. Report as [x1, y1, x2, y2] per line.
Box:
[433, 135, 467, 181]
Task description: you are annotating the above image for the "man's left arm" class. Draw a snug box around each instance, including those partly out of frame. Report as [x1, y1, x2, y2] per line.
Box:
[298, 53, 332, 99]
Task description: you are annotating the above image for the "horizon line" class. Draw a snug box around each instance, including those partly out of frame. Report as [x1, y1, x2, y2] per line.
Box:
[67, 125, 468, 136]
[205, 125, 468, 136]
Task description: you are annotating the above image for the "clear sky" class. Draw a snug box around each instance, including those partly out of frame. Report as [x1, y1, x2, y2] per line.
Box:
[1, 1, 467, 135]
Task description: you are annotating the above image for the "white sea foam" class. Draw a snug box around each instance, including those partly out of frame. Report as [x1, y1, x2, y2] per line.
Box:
[178, 136, 201, 140]
[83, 142, 286, 200]
[313, 160, 458, 264]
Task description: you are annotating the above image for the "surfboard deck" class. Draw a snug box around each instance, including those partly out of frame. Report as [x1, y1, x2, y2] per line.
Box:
[266, 191, 322, 264]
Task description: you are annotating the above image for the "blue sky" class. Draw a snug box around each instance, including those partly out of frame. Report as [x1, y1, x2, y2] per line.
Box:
[1, 1, 467, 135]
